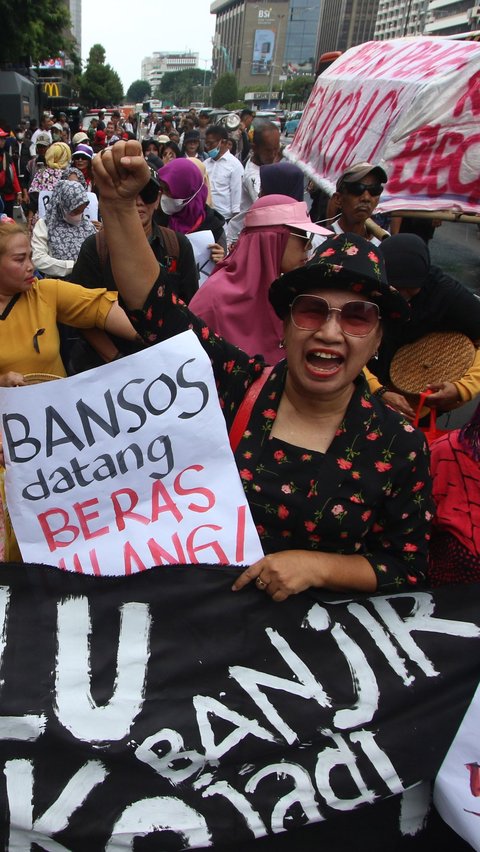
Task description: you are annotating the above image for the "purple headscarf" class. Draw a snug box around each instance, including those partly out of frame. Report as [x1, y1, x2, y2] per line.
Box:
[158, 159, 208, 234]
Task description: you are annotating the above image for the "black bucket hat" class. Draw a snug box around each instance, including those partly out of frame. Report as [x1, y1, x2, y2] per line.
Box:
[268, 232, 410, 322]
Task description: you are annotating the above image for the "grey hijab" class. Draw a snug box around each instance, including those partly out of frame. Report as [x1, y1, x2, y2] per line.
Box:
[45, 180, 95, 261]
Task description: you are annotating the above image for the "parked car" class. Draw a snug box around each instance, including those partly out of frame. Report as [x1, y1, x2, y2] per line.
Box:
[252, 111, 281, 131]
[208, 109, 231, 125]
[284, 111, 303, 136]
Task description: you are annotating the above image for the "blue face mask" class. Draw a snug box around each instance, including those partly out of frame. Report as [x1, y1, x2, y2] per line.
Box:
[206, 146, 220, 159]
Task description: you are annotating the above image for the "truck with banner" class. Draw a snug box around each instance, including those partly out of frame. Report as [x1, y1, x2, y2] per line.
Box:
[286, 36, 480, 219]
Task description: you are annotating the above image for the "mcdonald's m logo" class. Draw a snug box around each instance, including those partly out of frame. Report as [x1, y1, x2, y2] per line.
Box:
[44, 82, 59, 97]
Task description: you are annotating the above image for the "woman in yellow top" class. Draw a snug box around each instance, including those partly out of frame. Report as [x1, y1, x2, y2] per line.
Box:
[0, 219, 138, 560]
[0, 220, 137, 386]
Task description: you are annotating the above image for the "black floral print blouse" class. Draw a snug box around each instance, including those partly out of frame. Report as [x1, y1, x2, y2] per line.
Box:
[124, 279, 432, 592]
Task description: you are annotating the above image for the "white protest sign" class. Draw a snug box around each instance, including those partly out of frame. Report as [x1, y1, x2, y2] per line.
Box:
[38, 190, 99, 221]
[287, 37, 480, 214]
[434, 681, 480, 850]
[186, 230, 215, 285]
[0, 332, 263, 575]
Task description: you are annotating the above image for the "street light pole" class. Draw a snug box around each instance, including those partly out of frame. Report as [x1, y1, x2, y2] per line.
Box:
[268, 14, 285, 108]
[200, 58, 210, 105]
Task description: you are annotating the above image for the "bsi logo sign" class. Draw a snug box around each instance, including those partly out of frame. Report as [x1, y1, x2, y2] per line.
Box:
[259, 8, 271, 18]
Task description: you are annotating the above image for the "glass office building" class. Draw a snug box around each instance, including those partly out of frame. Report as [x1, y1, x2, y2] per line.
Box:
[283, 0, 322, 74]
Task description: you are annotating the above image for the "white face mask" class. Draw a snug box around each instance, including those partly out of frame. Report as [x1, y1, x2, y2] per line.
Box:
[160, 183, 203, 215]
[16, 133, 25, 141]
[64, 211, 84, 225]
[160, 195, 185, 215]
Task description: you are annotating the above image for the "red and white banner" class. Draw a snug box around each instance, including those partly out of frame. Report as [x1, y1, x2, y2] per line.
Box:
[287, 37, 480, 214]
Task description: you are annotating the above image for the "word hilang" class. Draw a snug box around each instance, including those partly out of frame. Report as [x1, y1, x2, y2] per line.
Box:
[0, 563, 478, 849]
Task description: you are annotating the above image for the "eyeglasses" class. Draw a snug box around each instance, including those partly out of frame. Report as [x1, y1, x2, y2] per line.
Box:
[139, 182, 160, 204]
[73, 155, 89, 161]
[290, 295, 380, 337]
[344, 182, 383, 197]
[289, 232, 313, 250]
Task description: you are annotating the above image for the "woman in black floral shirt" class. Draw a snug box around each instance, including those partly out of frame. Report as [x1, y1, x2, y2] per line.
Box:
[94, 142, 432, 599]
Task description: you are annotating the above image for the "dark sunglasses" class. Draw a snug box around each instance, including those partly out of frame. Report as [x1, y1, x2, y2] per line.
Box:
[73, 154, 89, 161]
[139, 182, 160, 204]
[290, 294, 380, 337]
[345, 181, 383, 197]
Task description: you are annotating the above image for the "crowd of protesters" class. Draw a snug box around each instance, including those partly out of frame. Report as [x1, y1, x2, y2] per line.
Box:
[0, 102, 479, 586]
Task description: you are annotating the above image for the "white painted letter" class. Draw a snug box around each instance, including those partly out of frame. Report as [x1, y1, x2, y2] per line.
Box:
[230, 626, 331, 744]
[4, 758, 107, 850]
[193, 695, 275, 759]
[371, 593, 480, 678]
[315, 731, 376, 811]
[246, 762, 323, 833]
[135, 728, 207, 783]
[198, 778, 266, 839]
[105, 797, 211, 850]
[55, 597, 151, 742]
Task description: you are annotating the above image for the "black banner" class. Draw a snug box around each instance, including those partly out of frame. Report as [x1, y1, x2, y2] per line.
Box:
[0, 563, 478, 850]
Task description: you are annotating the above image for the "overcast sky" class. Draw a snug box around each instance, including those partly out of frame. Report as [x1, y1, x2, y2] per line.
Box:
[81, 0, 216, 92]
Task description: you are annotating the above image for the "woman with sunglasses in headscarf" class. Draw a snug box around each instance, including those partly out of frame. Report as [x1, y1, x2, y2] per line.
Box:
[71, 144, 95, 192]
[93, 141, 432, 600]
[31, 180, 96, 278]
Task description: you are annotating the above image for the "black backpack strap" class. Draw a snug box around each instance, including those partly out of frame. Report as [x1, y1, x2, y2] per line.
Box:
[95, 229, 109, 270]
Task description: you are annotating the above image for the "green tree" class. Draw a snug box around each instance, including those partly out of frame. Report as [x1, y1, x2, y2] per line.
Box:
[212, 73, 238, 108]
[284, 75, 314, 105]
[0, 0, 76, 65]
[79, 44, 123, 108]
[155, 68, 212, 107]
[126, 79, 151, 103]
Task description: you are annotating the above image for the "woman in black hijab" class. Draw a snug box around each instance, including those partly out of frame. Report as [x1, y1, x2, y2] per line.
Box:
[259, 162, 305, 202]
[366, 233, 480, 418]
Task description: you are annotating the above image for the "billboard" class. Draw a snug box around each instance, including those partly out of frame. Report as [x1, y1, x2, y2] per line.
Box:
[251, 29, 275, 75]
[38, 57, 65, 69]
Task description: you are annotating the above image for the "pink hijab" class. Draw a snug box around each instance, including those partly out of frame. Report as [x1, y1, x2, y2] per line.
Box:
[189, 195, 295, 362]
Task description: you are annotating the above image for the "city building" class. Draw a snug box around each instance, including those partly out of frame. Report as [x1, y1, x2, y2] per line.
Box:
[68, 0, 82, 56]
[210, 0, 290, 92]
[283, 0, 322, 75]
[141, 52, 200, 91]
[33, 0, 80, 113]
[424, 0, 480, 35]
[315, 0, 380, 58]
[374, 0, 429, 40]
